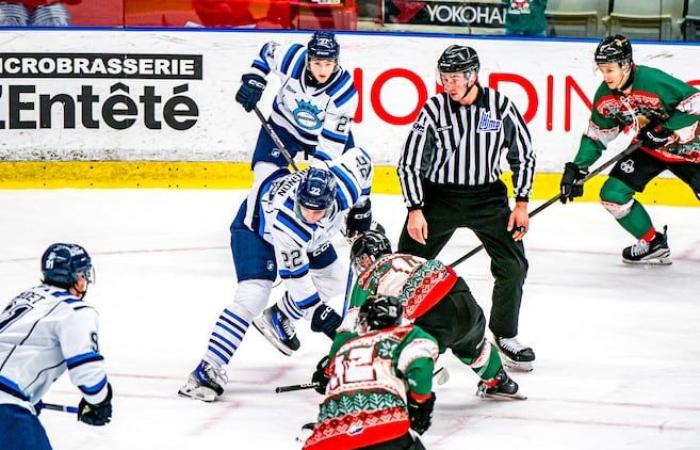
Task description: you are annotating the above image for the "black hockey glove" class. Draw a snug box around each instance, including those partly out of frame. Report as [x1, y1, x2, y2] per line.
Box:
[639, 124, 673, 149]
[235, 74, 267, 112]
[311, 355, 330, 395]
[344, 199, 372, 241]
[560, 162, 588, 203]
[407, 392, 435, 435]
[78, 383, 113, 426]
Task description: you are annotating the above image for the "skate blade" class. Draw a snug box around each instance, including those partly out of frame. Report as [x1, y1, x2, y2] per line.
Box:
[252, 318, 294, 357]
[623, 249, 672, 266]
[500, 355, 534, 373]
[177, 387, 217, 402]
[477, 390, 528, 401]
[623, 256, 672, 265]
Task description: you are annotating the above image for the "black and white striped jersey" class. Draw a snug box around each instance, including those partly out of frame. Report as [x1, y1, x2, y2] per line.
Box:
[397, 87, 536, 209]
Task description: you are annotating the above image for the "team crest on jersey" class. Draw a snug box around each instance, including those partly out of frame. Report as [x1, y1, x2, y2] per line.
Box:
[477, 111, 502, 132]
[620, 159, 635, 173]
[293, 99, 323, 130]
[412, 121, 425, 134]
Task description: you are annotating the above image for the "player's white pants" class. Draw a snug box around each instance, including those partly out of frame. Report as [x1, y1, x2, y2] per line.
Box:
[202, 279, 272, 368]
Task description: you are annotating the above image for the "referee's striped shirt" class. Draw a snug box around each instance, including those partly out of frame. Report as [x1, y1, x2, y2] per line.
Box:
[397, 87, 536, 209]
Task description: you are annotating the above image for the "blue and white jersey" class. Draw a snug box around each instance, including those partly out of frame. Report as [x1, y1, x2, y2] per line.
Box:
[246, 41, 358, 162]
[244, 147, 373, 310]
[0, 284, 108, 414]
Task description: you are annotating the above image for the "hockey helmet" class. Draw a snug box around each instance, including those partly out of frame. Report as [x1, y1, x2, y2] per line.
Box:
[594, 35, 633, 67]
[307, 31, 339, 62]
[437, 45, 480, 75]
[41, 243, 94, 289]
[295, 167, 337, 223]
[350, 230, 392, 273]
[359, 295, 403, 331]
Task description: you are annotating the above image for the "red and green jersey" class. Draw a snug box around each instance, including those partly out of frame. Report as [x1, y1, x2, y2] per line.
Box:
[303, 325, 438, 450]
[574, 65, 700, 167]
[344, 253, 458, 331]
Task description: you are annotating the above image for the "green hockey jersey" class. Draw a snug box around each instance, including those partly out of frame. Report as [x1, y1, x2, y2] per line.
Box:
[574, 65, 700, 167]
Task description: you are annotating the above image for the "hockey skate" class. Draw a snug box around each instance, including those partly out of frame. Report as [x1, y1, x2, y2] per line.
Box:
[622, 227, 671, 265]
[178, 360, 228, 402]
[476, 367, 527, 400]
[495, 336, 535, 372]
[252, 304, 300, 356]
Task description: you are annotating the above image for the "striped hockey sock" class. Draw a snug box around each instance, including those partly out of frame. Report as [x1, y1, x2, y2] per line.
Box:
[203, 308, 250, 367]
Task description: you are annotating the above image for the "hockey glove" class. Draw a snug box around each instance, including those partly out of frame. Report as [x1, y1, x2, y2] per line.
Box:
[235, 74, 267, 112]
[560, 162, 588, 203]
[78, 383, 112, 426]
[343, 199, 372, 241]
[311, 355, 330, 395]
[407, 392, 435, 435]
[311, 305, 342, 339]
[639, 124, 674, 149]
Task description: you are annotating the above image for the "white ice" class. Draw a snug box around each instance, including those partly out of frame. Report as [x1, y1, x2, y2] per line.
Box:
[0, 190, 699, 450]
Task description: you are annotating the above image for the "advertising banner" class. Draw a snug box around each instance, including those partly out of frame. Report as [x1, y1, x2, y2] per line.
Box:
[1, 29, 699, 172]
[384, 0, 505, 28]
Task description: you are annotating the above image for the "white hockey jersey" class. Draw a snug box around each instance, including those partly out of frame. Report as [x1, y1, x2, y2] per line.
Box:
[246, 41, 358, 161]
[244, 147, 373, 312]
[0, 284, 109, 414]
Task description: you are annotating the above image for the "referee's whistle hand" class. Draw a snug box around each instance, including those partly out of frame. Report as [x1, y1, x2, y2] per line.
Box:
[508, 203, 529, 241]
[407, 209, 428, 245]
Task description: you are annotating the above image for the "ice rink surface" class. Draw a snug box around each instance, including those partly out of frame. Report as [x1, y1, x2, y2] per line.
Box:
[1, 189, 699, 450]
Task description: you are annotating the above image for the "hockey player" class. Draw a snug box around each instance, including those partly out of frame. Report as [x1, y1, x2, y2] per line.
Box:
[234, 31, 358, 181]
[304, 294, 437, 450]
[560, 34, 700, 264]
[178, 147, 373, 402]
[0, 243, 112, 450]
[338, 230, 526, 396]
[0, 1, 78, 26]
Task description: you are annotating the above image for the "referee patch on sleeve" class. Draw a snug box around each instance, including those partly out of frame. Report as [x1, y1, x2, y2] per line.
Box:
[412, 121, 425, 134]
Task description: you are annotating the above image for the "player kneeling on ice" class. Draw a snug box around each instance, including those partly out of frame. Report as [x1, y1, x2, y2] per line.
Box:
[304, 294, 436, 450]
[0, 243, 113, 450]
[341, 230, 527, 396]
[179, 147, 374, 402]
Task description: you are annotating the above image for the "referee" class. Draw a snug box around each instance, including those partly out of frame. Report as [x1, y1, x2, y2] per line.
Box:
[396, 45, 537, 371]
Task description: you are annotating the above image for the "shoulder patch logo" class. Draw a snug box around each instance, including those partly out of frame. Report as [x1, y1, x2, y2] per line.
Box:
[477, 111, 502, 132]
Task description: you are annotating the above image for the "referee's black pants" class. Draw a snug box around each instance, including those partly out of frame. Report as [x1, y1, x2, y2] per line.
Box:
[398, 180, 528, 338]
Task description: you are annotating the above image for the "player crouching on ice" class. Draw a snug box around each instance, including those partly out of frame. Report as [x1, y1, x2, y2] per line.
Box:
[179, 147, 374, 402]
[0, 243, 113, 450]
[304, 294, 437, 450]
[335, 230, 527, 397]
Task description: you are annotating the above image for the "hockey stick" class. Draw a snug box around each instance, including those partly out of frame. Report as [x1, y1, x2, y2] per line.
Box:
[253, 105, 299, 172]
[37, 402, 79, 414]
[447, 140, 643, 268]
[275, 367, 450, 393]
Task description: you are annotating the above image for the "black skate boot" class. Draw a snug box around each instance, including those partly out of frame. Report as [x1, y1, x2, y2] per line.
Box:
[178, 360, 228, 402]
[495, 336, 535, 372]
[476, 367, 526, 400]
[622, 226, 671, 265]
[253, 304, 300, 356]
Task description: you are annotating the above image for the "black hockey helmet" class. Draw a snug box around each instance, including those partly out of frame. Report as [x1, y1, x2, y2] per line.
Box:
[350, 230, 392, 273]
[359, 295, 403, 331]
[594, 35, 633, 66]
[41, 243, 94, 289]
[437, 45, 480, 75]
